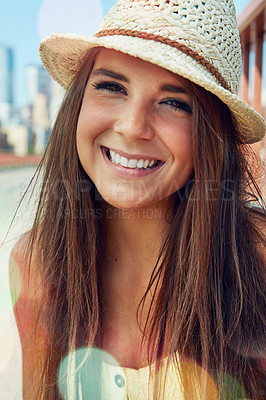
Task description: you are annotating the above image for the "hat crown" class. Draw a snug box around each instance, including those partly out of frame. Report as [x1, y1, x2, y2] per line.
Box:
[98, 0, 242, 94]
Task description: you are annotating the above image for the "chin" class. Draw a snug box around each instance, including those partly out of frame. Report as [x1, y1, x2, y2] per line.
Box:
[102, 196, 155, 211]
[99, 188, 176, 215]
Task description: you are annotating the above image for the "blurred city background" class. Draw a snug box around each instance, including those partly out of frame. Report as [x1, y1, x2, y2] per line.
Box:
[0, 0, 118, 163]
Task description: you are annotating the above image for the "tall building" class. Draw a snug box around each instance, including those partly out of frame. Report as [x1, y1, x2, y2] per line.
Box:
[25, 64, 52, 154]
[0, 44, 13, 104]
[25, 64, 51, 105]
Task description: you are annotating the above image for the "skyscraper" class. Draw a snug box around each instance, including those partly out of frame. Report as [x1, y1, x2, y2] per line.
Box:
[0, 44, 13, 104]
[25, 64, 51, 154]
[25, 64, 51, 105]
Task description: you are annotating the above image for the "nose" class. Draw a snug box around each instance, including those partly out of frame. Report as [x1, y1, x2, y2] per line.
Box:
[114, 99, 154, 141]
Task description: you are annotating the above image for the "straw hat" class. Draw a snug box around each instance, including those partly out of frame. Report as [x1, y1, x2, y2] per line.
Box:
[39, 0, 265, 144]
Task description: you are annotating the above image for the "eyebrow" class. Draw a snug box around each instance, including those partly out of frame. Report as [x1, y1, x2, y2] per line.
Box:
[91, 68, 188, 94]
[159, 84, 188, 95]
[91, 68, 129, 82]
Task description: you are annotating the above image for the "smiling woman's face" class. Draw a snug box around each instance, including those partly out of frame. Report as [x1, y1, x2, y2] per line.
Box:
[76, 48, 194, 209]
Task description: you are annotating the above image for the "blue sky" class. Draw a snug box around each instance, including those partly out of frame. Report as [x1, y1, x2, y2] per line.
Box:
[0, 0, 251, 107]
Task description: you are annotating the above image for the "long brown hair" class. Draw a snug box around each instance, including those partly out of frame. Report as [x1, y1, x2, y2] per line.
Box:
[23, 47, 265, 399]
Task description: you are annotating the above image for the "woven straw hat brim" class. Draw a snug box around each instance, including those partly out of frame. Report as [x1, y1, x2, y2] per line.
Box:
[40, 33, 266, 144]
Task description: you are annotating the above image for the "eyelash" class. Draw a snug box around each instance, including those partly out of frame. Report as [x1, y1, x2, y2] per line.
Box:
[92, 80, 192, 114]
[92, 81, 127, 95]
[160, 99, 192, 114]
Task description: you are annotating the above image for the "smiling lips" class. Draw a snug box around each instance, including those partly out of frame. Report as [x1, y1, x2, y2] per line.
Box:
[104, 147, 163, 170]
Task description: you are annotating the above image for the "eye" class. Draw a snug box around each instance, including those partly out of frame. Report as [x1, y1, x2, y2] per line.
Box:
[161, 98, 192, 115]
[92, 81, 127, 95]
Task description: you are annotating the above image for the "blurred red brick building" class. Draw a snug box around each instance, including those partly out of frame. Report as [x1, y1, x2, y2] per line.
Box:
[238, 0, 266, 200]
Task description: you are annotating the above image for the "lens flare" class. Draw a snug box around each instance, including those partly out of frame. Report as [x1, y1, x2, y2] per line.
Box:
[57, 347, 126, 400]
[215, 372, 247, 399]
[8, 254, 22, 308]
[178, 361, 218, 399]
[38, 0, 103, 40]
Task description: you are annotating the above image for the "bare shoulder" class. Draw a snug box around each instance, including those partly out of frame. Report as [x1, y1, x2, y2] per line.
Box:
[9, 231, 43, 301]
[9, 232, 46, 399]
[9, 230, 45, 333]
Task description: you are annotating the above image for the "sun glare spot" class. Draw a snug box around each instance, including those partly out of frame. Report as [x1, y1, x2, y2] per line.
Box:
[179, 362, 218, 399]
[8, 254, 22, 308]
[38, 0, 103, 40]
[57, 347, 125, 399]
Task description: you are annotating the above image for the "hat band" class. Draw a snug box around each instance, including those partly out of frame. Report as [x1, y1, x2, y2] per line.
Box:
[95, 29, 230, 92]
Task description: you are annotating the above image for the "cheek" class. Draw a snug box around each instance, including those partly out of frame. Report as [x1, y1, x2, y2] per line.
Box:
[77, 98, 118, 149]
[175, 136, 193, 162]
[165, 121, 193, 162]
[77, 103, 101, 142]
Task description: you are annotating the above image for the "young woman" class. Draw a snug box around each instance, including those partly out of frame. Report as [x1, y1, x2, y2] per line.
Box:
[10, 0, 265, 399]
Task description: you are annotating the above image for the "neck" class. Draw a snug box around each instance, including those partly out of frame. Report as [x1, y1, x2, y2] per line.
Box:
[99, 196, 175, 366]
[102, 196, 175, 279]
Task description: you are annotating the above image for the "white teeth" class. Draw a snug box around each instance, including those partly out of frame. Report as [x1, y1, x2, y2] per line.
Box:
[110, 149, 115, 160]
[137, 159, 144, 168]
[115, 153, 120, 164]
[120, 156, 128, 168]
[128, 159, 138, 168]
[143, 160, 149, 169]
[107, 148, 158, 170]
